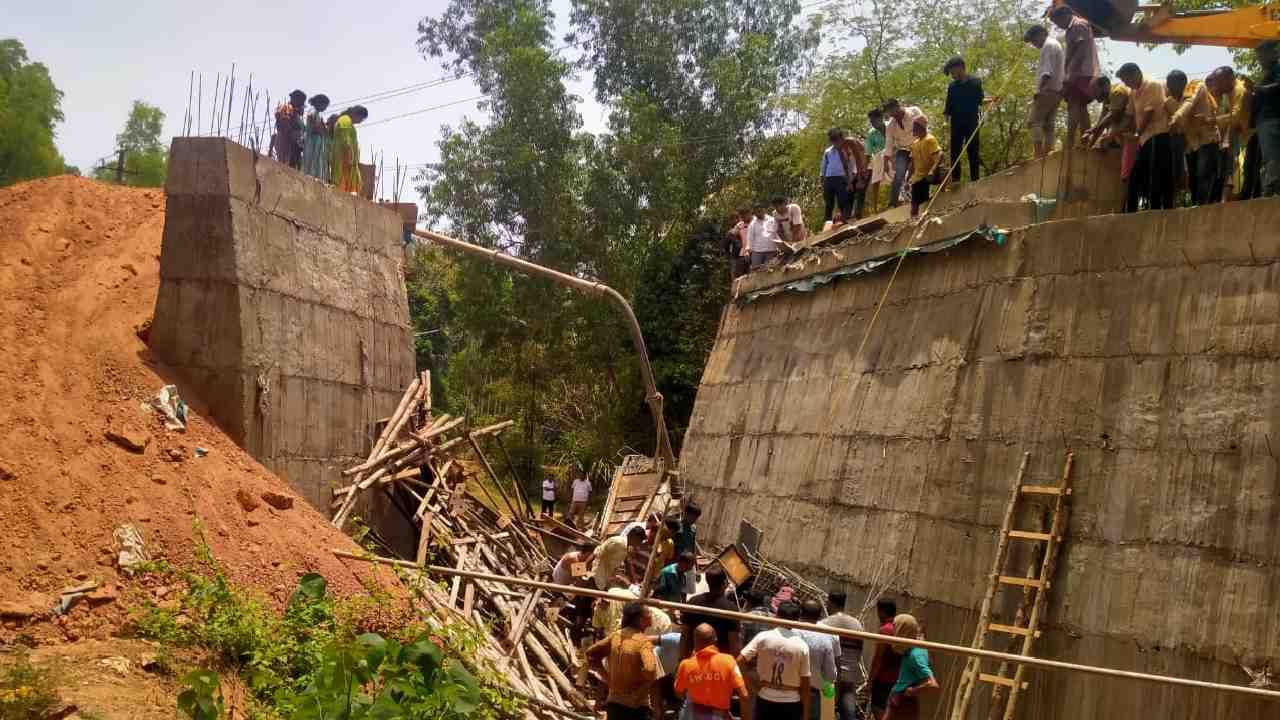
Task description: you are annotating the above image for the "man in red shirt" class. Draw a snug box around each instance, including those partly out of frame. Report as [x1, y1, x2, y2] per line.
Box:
[866, 599, 902, 719]
[675, 623, 750, 720]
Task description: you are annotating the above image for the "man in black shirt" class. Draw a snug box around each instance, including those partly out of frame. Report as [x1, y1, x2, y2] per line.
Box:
[943, 56, 985, 183]
[681, 565, 741, 658]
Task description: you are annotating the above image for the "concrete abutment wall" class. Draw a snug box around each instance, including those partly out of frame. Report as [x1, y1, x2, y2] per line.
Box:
[151, 138, 415, 531]
[683, 198, 1280, 719]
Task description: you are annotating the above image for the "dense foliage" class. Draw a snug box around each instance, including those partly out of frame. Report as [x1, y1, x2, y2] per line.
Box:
[0, 39, 68, 187]
[412, 0, 813, 483]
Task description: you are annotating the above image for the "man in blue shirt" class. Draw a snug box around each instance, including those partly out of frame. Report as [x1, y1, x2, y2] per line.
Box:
[820, 128, 853, 226]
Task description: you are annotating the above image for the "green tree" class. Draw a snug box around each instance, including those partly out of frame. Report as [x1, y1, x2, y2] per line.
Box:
[780, 0, 1041, 219]
[94, 100, 168, 187]
[0, 38, 67, 187]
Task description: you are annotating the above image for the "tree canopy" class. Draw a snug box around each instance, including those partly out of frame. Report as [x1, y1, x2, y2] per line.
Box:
[406, 0, 1103, 483]
[94, 100, 168, 187]
[0, 38, 68, 187]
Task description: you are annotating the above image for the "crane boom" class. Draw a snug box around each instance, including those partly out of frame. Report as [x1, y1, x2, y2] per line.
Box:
[1061, 0, 1280, 48]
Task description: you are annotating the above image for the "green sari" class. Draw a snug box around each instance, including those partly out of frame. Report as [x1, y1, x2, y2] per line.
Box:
[330, 115, 360, 193]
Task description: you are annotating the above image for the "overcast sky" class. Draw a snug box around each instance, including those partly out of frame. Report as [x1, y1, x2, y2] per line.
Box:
[10, 0, 1233, 195]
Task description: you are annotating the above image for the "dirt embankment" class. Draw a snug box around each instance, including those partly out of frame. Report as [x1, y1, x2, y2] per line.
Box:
[0, 176, 390, 644]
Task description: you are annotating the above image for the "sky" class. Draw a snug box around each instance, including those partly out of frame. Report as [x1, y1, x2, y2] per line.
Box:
[9, 0, 1236, 195]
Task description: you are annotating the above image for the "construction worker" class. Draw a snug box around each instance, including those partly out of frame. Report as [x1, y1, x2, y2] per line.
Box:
[1206, 66, 1253, 201]
[1118, 62, 1175, 212]
[1168, 72, 1220, 205]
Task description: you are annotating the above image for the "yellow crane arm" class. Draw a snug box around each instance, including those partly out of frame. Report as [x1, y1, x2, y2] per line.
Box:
[1062, 1, 1280, 48]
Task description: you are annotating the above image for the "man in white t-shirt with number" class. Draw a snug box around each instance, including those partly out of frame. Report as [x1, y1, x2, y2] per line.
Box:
[570, 474, 593, 528]
[738, 601, 812, 720]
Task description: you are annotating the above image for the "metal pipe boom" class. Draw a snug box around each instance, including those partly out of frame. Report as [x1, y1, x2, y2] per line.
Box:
[413, 228, 676, 471]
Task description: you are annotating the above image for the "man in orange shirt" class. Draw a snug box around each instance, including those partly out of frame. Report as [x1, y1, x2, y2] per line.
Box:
[676, 623, 749, 720]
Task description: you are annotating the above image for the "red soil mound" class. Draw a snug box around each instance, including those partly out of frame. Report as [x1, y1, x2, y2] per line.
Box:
[0, 176, 388, 642]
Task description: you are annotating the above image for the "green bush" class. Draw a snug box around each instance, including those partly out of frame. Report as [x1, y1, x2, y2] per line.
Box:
[0, 652, 61, 720]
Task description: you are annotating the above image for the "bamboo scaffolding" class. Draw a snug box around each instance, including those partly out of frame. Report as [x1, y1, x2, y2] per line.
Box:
[333, 550, 1280, 704]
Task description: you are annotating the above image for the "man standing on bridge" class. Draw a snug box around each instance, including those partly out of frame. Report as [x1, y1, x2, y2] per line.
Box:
[1050, 4, 1100, 151]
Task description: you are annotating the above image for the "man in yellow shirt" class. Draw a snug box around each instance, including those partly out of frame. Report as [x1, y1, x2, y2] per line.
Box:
[1119, 63, 1174, 212]
[1207, 66, 1253, 201]
[1083, 76, 1133, 148]
[1168, 73, 1220, 205]
[908, 117, 942, 218]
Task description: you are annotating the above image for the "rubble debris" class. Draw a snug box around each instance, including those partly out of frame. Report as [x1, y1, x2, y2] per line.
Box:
[329, 372, 602, 716]
[0, 594, 50, 620]
[104, 426, 150, 453]
[113, 524, 149, 574]
[149, 384, 187, 431]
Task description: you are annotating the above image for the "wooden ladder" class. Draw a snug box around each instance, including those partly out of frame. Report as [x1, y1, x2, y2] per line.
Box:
[949, 451, 1074, 720]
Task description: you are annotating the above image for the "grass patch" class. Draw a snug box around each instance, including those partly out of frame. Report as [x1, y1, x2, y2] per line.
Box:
[0, 651, 61, 720]
[130, 535, 520, 720]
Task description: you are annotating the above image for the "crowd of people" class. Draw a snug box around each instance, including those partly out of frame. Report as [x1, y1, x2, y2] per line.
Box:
[553, 504, 938, 720]
[727, 5, 1280, 277]
[269, 89, 370, 194]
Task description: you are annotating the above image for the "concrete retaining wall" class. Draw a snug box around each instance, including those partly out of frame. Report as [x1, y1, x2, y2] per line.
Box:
[682, 198, 1280, 718]
[152, 138, 415, 518]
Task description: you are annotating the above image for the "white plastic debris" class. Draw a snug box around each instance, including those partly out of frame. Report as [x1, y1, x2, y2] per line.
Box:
[150, 384, 188, 431]
[114, 524, 149, 574]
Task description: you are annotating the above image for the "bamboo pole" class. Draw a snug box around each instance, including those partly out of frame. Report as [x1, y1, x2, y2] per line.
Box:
[332, 549, 1280, 702]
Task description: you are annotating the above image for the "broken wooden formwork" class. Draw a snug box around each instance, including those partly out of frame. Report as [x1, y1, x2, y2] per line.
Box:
[328, 375, 593, 715]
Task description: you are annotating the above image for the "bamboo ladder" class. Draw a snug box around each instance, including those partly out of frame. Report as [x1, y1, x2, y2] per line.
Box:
[949, 451, 1075, 720]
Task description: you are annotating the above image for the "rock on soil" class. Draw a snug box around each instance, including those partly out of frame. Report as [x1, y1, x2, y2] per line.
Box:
[260, 491, 294, 511]
[104, 427, 150, 453]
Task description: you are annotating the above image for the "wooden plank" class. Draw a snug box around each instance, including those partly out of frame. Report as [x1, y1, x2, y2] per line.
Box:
[988, 623, 1032, 637]
[449, 545, 469, 607]
[1008, 530, 1052, 541]
[463, 578, 476, 620]
[1020, 484, 1070, 496]
[998, 576, 1044, 589]
[979, 673, 1025, 689]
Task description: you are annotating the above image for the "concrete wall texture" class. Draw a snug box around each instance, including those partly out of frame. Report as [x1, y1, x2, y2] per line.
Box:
[151, 138, 415, 513]
[682, 197, 1280, 718]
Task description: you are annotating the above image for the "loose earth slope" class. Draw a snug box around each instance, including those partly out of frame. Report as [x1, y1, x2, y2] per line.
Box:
[0, 175, 386, 643]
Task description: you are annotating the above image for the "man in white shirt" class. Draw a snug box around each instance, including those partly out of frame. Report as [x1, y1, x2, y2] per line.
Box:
[747, 203, 782, 269]
[1024, 24, 1064, 158]
[737, 601, 812, 720]
[541, 476, 557, 517]
[570, 474, 592, 528]
[818, 592, 864, 720]
[883, 99, 926, 208]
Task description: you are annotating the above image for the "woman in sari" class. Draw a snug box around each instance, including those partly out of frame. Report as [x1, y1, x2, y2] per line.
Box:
[302, 94, 331, 182]
[330, 105, 369, 194]
[884, 614, 939, 720]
